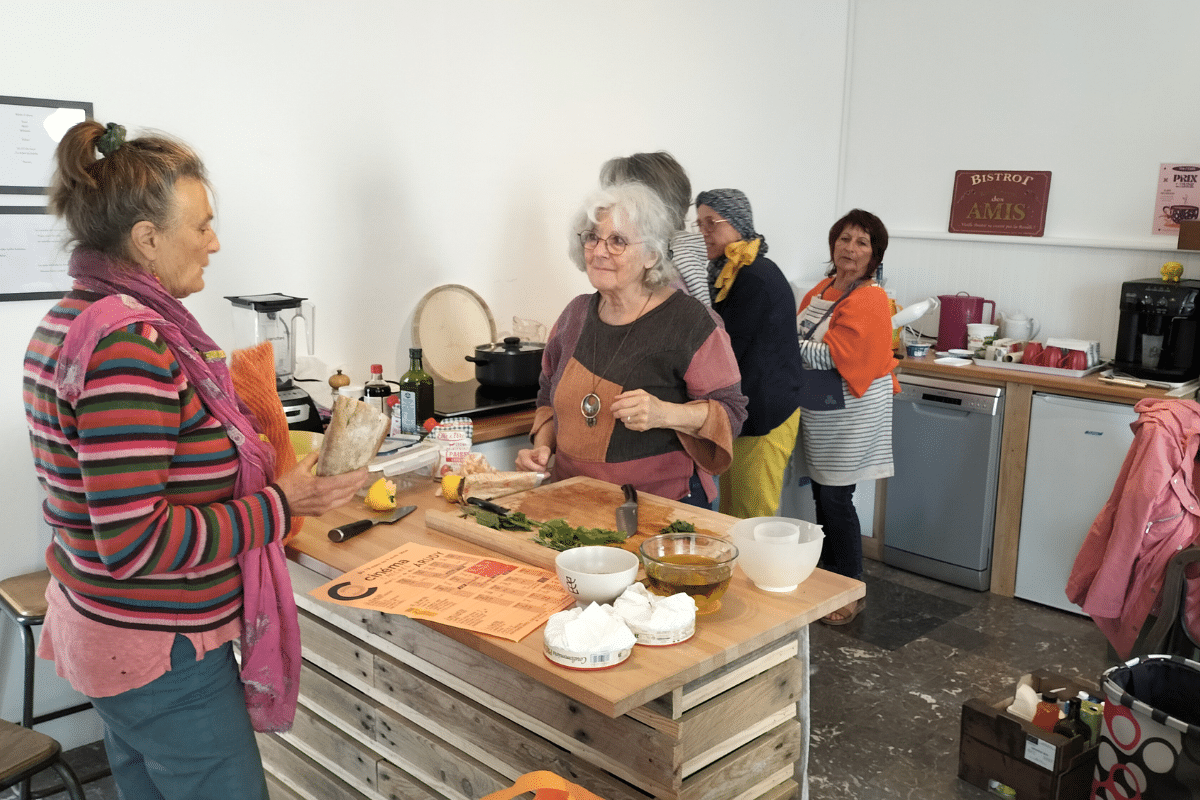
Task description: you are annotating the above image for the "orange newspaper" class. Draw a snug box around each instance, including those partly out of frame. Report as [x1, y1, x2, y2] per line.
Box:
[311, 542, 573, 641]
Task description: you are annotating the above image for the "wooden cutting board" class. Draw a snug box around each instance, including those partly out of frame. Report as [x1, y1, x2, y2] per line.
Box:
[424, 476, 732, 572]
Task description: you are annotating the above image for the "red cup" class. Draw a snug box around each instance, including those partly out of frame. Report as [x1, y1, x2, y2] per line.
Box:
[1065, 349, 1087, 371]
[1022, 342, 1043, 366]
[1042, 346, 1062, 367]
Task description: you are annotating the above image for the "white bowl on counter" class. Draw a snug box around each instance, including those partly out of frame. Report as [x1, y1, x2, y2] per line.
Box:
[555, 546, 639, 607]
[729, 517, 824, 592]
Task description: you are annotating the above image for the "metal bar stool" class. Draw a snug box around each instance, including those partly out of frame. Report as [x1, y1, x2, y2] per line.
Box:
[0, 720, 86, 800]
[0, 570, 98, 800]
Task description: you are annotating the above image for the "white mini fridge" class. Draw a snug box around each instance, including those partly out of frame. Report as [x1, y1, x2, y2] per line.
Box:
[1015, 393, 1137, 613]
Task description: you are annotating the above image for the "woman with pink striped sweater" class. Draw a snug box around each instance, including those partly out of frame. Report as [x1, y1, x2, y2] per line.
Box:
[22, 120, 364, 799]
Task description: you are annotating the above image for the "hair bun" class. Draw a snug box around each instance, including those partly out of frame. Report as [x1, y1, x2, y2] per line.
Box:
[97, 122, 126, 157]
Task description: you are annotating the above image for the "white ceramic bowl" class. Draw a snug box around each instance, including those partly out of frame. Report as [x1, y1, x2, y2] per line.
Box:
[947, 348, 974, 359]
[729, 517, 824, 592]
[555, 546, 640, 606]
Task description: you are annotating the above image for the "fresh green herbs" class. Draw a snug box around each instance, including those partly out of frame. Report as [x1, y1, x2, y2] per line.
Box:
[468, 508, 534, 532]
[659, 519, 696, 533]
[464, 506, 626, 551]
[532, 518, 627, 551]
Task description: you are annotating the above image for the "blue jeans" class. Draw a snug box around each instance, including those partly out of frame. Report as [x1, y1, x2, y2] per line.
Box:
[811, 480, 863, 580]
[89, 635, 268, 800]
[679, 469, 713, 510]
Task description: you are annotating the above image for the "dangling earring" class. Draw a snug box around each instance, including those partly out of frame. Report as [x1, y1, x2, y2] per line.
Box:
[149, 261, 160, 281]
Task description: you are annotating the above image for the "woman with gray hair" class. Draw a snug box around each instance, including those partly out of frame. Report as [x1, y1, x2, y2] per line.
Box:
[599, 151, 710, 304]
[515, 183, 746, 507]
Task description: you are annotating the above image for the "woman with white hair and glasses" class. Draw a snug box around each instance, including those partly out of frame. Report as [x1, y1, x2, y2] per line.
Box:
[515, 183, 746, 508]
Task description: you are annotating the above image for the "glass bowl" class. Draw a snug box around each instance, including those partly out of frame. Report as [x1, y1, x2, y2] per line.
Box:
[638, 533, 738, 615]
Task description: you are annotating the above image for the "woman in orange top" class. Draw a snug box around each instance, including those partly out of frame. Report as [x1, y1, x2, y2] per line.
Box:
[795, 209, 898, 625]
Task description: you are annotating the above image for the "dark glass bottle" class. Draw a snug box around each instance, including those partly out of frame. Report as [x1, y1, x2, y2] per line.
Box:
[364, 363, 392, 414]
[1053, 697, 1089, 740]
[397, 348, 434, 434]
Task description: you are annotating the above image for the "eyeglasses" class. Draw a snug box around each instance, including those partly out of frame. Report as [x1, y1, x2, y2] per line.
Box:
[694, 217, 730, 234]
[579, 230, 641, 255]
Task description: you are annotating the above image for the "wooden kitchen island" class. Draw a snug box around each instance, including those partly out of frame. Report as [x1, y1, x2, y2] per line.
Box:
[261, 474, 862, 800]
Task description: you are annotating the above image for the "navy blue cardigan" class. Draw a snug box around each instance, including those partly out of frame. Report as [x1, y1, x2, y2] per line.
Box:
[711, 254, 803, 437]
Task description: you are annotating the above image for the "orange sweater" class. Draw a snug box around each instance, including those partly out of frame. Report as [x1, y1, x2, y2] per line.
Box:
[798, 278, 899, 397]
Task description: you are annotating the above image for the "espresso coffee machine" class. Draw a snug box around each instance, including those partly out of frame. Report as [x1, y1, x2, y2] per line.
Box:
[226, 293, 323, 431]
[1114, 278, 1200, 383]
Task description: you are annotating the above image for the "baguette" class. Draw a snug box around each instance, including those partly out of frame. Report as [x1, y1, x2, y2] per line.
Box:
[316, 396, 390, 476]
[442, 471, 545, 502]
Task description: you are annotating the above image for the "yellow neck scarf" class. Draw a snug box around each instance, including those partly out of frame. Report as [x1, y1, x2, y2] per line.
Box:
[713, 238, 761, 303]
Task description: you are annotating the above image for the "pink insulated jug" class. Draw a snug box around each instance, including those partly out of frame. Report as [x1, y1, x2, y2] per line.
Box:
[936, 293, 995, 351]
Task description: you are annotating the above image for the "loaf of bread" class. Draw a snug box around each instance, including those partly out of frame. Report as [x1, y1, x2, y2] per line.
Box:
[315, 396, 390, 476]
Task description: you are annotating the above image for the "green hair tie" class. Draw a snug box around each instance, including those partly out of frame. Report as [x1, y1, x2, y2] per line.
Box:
[97, 122, 127, 157]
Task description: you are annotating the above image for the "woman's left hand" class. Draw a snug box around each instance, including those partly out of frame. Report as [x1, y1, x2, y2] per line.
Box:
[612, 388, 710, 436]
[611, 389, 665, 432]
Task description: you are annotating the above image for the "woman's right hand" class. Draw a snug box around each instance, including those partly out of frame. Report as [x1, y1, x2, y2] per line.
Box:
[515, 446, 551, 472]
[275, 453, 369, 517]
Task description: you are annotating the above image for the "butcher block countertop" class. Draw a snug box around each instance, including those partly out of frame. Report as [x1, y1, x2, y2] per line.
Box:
[896, 351, 1182, 403]
[288, 475, 862, 718]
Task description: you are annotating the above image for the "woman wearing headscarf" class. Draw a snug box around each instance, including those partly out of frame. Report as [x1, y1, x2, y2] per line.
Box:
[795, 209, 897, 625]
[23, 120, 366, 797]
[695, 189, 803, 518]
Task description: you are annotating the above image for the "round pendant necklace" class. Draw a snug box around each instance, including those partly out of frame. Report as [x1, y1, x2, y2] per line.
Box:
[581, 291, 653, 427]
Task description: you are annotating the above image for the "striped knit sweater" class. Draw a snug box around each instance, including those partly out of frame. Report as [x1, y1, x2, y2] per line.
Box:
[23, 290, 290, 631]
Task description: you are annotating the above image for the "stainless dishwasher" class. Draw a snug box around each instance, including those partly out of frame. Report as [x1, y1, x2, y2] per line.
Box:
[883, 373, 1005, 591]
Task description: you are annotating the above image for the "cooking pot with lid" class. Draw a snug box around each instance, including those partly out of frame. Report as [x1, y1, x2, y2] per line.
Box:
[465, 337, 545, 388]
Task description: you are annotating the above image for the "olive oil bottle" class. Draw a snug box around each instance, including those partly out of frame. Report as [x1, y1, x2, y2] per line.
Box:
[397, 348, 434, 434]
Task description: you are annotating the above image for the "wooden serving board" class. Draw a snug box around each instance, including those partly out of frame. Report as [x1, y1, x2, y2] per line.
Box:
[424, 475, 732, 572]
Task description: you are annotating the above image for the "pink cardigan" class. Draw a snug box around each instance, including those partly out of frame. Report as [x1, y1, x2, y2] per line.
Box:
[1066, 398, 1200, 658]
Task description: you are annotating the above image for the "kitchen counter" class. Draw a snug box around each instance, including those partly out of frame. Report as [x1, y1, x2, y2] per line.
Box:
[895, 353, 1182, 596]
[266, 475, 861, 799]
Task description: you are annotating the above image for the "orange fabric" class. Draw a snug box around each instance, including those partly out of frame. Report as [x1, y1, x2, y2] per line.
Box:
[798, 278, 899, 398]
[229, 342, 303, 542]
[480, 771, 606, 800]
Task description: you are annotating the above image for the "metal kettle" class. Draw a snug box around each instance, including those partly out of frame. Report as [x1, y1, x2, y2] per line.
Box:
[936, 293, 995, 351]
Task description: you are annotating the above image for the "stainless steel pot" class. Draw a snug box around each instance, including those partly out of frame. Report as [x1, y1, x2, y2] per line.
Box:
[464, 337, 544, 388]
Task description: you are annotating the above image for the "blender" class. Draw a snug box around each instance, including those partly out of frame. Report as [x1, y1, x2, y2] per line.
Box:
[226, 293, 322, 431]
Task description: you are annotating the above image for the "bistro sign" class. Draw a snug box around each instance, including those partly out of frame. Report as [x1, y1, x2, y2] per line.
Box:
[948, 170, 1051, 236]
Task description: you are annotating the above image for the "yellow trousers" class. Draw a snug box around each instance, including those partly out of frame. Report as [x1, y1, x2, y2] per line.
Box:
[719, 407, 801, 519]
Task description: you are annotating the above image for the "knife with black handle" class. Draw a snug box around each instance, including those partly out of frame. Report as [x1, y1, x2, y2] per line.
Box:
[328, 505, 417, 542]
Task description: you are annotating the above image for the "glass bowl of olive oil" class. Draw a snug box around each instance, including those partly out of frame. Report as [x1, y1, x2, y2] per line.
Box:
[639, 533, 739, 615]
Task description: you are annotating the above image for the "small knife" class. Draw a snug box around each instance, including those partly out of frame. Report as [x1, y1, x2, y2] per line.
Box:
[616, 483, 638, 535]
[467, 496, 511, 516]
[328, 505, 417, 542]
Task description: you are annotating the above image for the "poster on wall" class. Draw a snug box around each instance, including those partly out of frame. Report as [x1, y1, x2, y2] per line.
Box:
[0, 95, 93, 193]
[0, 207, 72, 300]
[948, 170, 1052, 237]
[1153, 163, 1200, 236]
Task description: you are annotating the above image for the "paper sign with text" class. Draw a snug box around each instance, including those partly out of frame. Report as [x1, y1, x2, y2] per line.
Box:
[312, 542, 573, 641]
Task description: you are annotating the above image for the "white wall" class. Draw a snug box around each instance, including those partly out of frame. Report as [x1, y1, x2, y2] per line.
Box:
[841, 0, 1200, 344]
[0, 1, 846, 747]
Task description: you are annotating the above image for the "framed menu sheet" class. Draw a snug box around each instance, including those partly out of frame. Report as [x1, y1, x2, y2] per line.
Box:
[1, 95, 92, 193]
[0, 207, 72, 300]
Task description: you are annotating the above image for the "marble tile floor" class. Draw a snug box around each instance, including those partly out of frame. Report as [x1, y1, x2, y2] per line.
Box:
[12, 558, 1116, 800]
[807, 557, 1115, 800]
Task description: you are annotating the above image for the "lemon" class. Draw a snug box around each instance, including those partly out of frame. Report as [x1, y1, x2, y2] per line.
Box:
[365, 477, 397, 511]
[441, 474, 464, 503]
